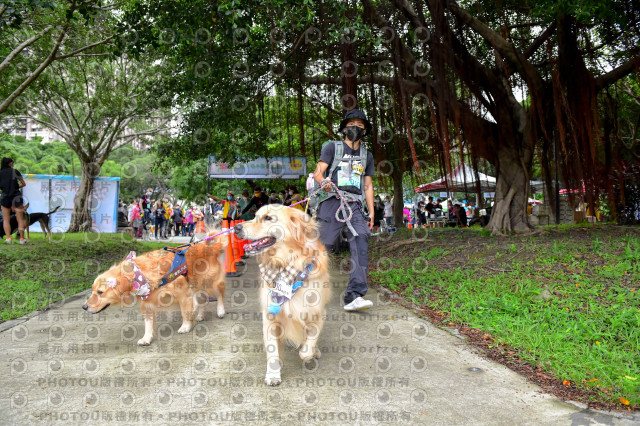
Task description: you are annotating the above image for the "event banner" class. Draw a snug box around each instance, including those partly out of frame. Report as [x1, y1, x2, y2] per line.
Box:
[208, 156, 307, 180]
[21, 175, 120, 233]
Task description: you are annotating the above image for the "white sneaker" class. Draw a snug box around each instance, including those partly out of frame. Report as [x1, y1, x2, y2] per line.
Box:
[344, 297, 373, 311]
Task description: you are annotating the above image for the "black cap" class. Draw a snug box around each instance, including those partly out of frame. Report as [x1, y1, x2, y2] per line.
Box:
[338, 109, 372, 136]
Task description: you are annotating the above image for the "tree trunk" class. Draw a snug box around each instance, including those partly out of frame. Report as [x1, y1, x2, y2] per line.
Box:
[391, 162, 405, 227]
[68, 161, 102, 232]
[340, 40, 357, 111]
[297, 86, 306, 156]
[486, 144, 533, 234]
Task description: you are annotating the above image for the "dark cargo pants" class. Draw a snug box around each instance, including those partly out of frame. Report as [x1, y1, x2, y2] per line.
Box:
[317, 197, 370, 304]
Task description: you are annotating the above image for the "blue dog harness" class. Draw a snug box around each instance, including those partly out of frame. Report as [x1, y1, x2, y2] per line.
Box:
[159, 246, 189, 287]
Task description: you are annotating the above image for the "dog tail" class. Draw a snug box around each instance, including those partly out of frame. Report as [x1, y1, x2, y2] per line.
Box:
[49, 206, 61, 214]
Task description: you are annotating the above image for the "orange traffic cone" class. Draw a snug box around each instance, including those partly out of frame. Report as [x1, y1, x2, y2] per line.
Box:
[223, 219, 241, 277]
[230, 220, 245, 267]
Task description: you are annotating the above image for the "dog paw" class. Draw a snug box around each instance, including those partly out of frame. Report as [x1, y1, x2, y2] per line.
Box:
[137, 337, 152, 346]
[313, 347, 322, 359]
[195, 313, 206, 322]
[264, 374, 282, 386]
[299, 345, 315, 361]
[217, 307, 226, 318]
[177, 324, 193, 334]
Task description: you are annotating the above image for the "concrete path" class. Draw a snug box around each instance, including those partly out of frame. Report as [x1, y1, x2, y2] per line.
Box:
[1, 258, 637, 425]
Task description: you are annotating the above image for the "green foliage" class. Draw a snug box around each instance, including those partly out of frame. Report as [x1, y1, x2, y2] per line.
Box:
[0, 134, 173, 202]
[0, 0, 117, 114]
[370, 226, 640, 406]
[0, 134, 74, 174]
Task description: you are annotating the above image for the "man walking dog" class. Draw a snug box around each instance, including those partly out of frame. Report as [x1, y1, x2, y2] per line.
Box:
[313, 109, 375, 311]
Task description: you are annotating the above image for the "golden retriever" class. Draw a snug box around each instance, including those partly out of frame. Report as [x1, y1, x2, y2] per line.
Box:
[235, 205, 331, 386]
[82, 232, 226, 345]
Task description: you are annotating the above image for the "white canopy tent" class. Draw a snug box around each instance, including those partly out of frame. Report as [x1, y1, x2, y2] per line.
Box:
[415, 163, 546, 194]
[415, 163, 496, 193]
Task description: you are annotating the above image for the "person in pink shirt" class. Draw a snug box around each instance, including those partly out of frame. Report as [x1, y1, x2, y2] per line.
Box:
[131, 201, 143, 239]
[185, 207, 194, 236]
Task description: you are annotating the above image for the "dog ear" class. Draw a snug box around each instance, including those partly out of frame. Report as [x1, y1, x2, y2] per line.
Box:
[287, 214, 303, 244]
[287, 212, 313, 252]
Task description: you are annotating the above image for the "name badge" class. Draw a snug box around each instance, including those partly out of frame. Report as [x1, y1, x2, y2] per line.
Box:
[271, 278, 293, 299]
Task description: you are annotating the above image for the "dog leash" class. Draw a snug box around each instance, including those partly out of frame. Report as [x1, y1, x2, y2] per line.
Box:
[172, 184, 353, 250]
[291, 181, 354, 225]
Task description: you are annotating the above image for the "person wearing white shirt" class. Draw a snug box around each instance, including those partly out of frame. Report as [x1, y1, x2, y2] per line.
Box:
[127, 200, 136, 224]
[383, 196, 393, 227]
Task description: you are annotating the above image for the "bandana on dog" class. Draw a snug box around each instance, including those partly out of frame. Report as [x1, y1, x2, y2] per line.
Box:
[259, 259, 315, 315]
[125, 251, 151, 300]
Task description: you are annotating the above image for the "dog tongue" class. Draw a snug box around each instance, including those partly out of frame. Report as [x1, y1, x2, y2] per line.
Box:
[246, 237, 270, 250]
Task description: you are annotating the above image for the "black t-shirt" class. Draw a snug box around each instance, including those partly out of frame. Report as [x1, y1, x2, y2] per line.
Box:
[456, 208, 468, 226]
[141, 194, 151, 210]
[417, 201, 426, 216]
[242, 193, 269, 214]
[426, 202, 435, 214]
[319, 141, 375, 195]
[0, 168, 23, 198]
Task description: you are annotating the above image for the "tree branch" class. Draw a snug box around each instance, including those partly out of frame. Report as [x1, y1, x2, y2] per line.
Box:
[0, 25, 53, 75]
[53, 36, 115, 60]
[595, 56, 639, 91]
[0, 25, 69, 114]
[303, 74, 421, 94]
[443, 0, 545, 93]
[17, 114, 71, 141]
[524, 22, 556, 59]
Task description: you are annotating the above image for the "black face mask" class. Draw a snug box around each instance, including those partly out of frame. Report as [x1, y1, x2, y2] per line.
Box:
[343, 125, 365, 143]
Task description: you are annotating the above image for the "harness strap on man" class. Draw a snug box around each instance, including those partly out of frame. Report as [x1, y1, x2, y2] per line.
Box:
[319, 140, 368, 236]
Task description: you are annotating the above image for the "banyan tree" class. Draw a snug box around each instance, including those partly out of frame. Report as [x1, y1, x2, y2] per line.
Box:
[120, 0, 640, 232]
[353, 0, 639, 233]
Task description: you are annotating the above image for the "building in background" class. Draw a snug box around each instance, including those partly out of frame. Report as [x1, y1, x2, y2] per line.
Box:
[0, 116, 62, 143]
[1, 114, 176, 150]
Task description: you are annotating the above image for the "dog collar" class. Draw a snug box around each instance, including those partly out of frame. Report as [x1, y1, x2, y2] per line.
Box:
[125, 251, 151, 300]
[260, 258, 315, 315]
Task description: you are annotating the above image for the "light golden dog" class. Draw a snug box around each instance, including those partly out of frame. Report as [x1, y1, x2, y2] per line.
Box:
[235, 205, 331, 386]
[82, 233, 226, 345]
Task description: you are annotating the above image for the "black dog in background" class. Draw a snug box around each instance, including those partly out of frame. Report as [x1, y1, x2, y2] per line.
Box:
[0, 206, 60, 242]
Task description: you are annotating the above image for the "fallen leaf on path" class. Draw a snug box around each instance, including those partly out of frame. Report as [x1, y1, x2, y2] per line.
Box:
[619, 397, 630, 405]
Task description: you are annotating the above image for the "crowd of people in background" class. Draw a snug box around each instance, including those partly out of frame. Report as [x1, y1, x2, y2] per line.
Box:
[117, 187, 207, 240]
[368, 194, 477, 231]
[116, 184, 312, 241]
[208, 184, 307, 222]
[115, 184, 489, 240]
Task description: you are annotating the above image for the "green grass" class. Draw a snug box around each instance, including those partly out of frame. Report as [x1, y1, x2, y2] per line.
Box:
[0, 233, 167, 322]
[370, 225, 640, 407]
